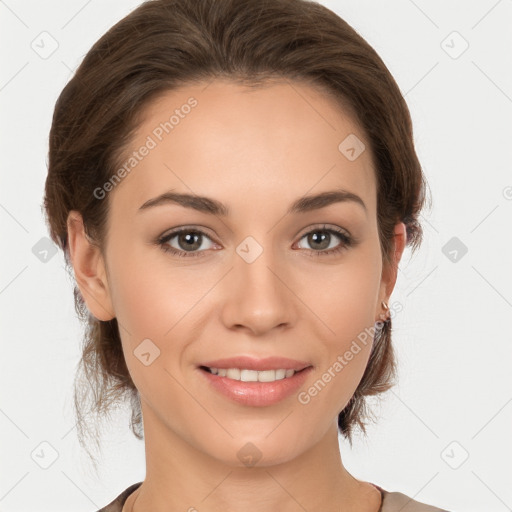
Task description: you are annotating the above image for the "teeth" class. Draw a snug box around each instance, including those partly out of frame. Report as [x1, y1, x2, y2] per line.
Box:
[208, 367, 297, 382]
[226, 368, 240, 380]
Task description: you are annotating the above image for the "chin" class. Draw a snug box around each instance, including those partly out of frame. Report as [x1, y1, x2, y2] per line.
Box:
[205, 430, 308, 470]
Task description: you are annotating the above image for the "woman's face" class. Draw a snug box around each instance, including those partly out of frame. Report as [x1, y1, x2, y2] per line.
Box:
[74, 79, 404, 467]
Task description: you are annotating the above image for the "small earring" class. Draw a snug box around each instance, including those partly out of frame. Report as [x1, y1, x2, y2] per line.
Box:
[379, 301, 390, 323]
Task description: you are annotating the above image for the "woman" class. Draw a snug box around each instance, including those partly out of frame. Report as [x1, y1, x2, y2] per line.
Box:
[43, 0, 448, 510]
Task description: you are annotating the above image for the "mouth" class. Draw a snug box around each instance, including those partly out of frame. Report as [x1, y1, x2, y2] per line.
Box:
[197, 357, 314, 407]
[199, 365, 308, 382]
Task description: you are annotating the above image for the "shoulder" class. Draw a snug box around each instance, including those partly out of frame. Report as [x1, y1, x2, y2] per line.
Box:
[377, 485, 450, 512]
[95, 482, 143, 512]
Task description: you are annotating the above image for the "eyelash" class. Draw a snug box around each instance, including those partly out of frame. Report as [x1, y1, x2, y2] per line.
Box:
[156, 224, 355, 259]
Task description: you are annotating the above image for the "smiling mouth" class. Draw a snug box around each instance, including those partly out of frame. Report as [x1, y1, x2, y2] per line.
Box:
[199, 365, 308, 383]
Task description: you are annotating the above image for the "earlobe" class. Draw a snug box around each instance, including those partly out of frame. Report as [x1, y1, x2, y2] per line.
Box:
[66, 211, 115, 321]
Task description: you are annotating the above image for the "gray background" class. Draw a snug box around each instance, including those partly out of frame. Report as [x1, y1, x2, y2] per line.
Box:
[1, 0, 511, 511]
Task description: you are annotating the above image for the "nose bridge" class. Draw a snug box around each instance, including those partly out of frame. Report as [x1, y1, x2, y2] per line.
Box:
[221, 233, 294, 333]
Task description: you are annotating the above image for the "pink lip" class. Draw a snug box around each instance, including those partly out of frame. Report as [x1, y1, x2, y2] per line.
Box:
[198, 362, 314, 407]
[199, 356, 311, 372]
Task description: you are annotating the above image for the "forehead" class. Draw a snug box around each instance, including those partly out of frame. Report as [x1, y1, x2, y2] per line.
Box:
[109, 79, 376, 218]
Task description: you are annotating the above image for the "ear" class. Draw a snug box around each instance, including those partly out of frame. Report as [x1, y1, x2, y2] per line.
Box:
[376, 222, 407, 321]
[66, 210, 115, 321]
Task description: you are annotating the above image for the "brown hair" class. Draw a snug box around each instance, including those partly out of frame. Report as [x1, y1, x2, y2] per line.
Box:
[43, 0, 429, 465]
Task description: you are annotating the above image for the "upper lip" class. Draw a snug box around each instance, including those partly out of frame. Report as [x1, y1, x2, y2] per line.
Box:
[200, 356, 312, 372]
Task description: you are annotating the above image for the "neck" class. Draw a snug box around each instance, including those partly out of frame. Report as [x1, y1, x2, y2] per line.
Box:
[128, 400, 380, 512]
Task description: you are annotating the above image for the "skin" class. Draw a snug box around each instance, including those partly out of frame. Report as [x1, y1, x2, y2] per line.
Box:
[67, 79, 406, 512]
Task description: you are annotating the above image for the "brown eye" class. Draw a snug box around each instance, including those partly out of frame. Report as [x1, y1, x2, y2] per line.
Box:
[158, 228, 216, 258]
[295, 225, 353, 256]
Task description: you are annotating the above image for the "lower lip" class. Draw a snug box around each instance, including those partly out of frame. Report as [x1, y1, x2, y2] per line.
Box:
[199, 367, 313, 407]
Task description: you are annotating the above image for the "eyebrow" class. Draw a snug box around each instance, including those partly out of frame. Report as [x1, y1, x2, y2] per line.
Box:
[138, 188, 367, 216]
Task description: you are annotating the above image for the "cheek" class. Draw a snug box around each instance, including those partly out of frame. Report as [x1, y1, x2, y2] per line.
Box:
[301, 242, 382, 341]
[296, 245, 381, 413]
[107, 244, 220, 384]
[107, 238, 203, 336]
[107, 258, 198, 410]
[297, 300, 377, 427]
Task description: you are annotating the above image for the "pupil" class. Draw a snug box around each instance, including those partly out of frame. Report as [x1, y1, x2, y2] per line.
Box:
[180, 232, 200, 251]
[310, 231, 329, 250]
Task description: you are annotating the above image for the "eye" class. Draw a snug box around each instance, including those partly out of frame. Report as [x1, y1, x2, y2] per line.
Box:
[295, 224, 354, 256]
[156, 224, 355, 259]
[157, 227, 217, 258]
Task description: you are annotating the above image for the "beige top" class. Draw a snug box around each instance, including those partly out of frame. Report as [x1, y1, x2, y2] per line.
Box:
[97, 482, 450, 511]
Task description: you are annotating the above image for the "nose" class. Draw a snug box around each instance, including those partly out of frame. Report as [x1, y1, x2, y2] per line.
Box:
[219, 239, 297, 336]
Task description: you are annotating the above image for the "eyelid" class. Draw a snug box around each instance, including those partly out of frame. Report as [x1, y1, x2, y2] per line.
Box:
[295, 223, 352, 239]
[158, 224, 218, 241]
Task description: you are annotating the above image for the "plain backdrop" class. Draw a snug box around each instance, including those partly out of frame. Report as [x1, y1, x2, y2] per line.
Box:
[1, 1, 511, 511]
